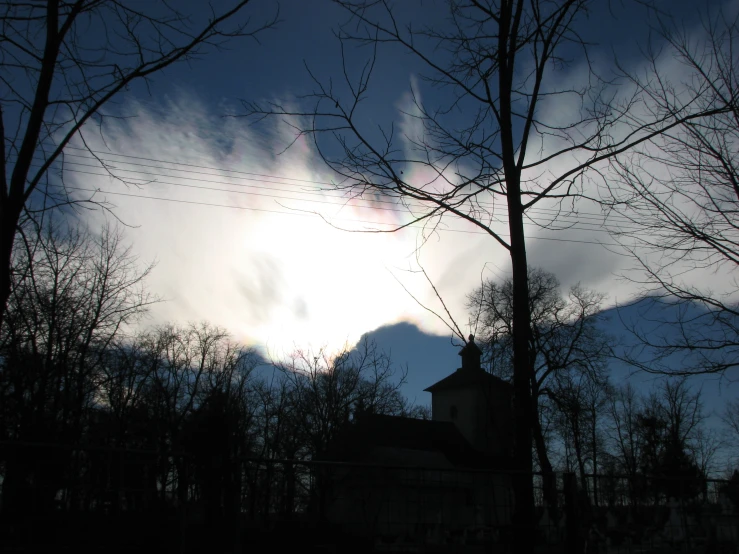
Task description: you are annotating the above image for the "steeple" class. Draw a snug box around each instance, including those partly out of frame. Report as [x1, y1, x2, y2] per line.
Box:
[459, 334, 483, 372]
[425, 333, 512, 457]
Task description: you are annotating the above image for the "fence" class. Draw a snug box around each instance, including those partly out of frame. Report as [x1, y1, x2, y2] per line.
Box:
[573, 472, 739, 553]
[0, 442, 737, 553]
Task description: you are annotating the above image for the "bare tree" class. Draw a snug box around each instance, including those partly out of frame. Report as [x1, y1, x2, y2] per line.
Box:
[690, 426, 722, 479]
[607, 378, 709, 503]
[551, 370, 611, 505]
[659, 377, 706, 453]
[243, 2, 722, 541]
[251, 372, 299, 461]
[608, 383, 643, 481]
[0, 0, 278, 330]
[468, 267, 612, 510]
[648, 378, 707, 500]
[604, 11, 739, 376]
[273, 336, 411, 459]
[721, 399, 739, 467]
[0, 219, 155, 513]
[723, 399, 739, 439]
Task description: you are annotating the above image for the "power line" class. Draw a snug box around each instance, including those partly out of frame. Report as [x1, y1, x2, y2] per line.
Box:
[29, 151, 626, 230]
[61, 145, 336, 185]
[27, 157, 640, 235]
[61, 184, 626, 247]
[25, 146, 638, 227]
[42, 165, 622, 235]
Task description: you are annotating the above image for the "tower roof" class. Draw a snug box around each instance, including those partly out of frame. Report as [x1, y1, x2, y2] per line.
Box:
[424, 335, 510, 393]
[423, 367, 510, 393]
[459, 334, 483, 370]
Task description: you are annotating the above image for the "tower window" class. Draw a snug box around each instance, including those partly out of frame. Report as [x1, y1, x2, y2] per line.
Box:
[450, 405, 458, 419]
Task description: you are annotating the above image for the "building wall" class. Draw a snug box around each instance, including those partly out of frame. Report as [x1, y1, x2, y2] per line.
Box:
[431, 388, 479, 447]
[475, 385, 513, 457]
[432, 384, 513, 456]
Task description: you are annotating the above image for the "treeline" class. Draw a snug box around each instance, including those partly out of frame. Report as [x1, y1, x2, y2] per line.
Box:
[0, 221, 424, 519]
[469, 268, 738, 507]
[2, 220, 737, 522]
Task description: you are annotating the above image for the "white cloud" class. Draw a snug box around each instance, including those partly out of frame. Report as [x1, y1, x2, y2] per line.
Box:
[65, 92, 493, 357]
[61, 3, 738, 361]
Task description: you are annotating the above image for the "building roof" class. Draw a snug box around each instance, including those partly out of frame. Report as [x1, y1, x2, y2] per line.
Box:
[424, 335, 511, 393]
[423, 367, 511, 393]
[321, 413, 512, 470]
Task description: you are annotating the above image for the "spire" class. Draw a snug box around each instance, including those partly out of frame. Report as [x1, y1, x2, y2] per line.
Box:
[459, 334, 483, 371]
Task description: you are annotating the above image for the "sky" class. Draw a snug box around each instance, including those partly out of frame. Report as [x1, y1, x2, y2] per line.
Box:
[43, 0, 737, 412]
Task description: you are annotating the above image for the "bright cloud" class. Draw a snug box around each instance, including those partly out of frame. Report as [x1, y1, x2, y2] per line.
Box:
[64, 93, 506, 358]
[59, 3, 736, 362]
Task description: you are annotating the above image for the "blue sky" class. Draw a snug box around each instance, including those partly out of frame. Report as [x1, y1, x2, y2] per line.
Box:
[51, 0, 736, 421]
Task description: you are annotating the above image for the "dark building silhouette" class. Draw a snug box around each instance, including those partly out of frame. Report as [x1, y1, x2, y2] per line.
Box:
[318, 336, 515, 543]
[424, 335, 514, 459]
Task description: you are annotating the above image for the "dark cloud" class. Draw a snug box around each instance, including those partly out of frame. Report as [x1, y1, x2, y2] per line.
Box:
[527, 235, 622, 292]
[360, 305, 733, 438]
[355, 321, 462, 405]
[233, 253, 286, 324]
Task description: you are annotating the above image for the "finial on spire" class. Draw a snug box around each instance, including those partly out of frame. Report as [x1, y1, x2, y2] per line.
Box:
[459, 334, 483, 371]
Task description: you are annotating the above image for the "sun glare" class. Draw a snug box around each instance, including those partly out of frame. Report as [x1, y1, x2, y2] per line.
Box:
[67, 95, 508, 359]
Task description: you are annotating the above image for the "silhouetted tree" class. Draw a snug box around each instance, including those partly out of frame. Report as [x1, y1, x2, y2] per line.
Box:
[720, 470, 739, 510]
[723, 399, 739, 467]
[608, 378, 707, 503]
[0, 0, 278, 331]
[604, 11, 739, 377]
[608, 383, 644, 503]
[650, 378, 706, 501]
[273, 337, 411, 460]
[467, 267, 612, 510]
[183, 389, 241, 524]
[0, 220, 153, 514]
[244, 4, 723, 545]
[127, 322, 258, 508]
[551, 370, 612, 505]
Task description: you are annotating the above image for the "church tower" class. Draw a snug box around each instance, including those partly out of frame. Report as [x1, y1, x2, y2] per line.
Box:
[424, 336, 513, 457]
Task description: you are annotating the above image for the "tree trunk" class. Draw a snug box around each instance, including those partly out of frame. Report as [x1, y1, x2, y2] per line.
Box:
[591, 415, 599, 507]
[508, 193, 536, 553]
[498, 0, 536, 543]
[0, 0, 60, 330]
[0, 202, 21, 331]
[531, 399, 557, 516]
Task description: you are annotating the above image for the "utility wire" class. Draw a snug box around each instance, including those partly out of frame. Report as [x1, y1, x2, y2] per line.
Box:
[60, 184, 626, 247]
[22, 146, 637, 226]
[26, 156, 640, 233]
[60, 145, 338, 184]
[39, 165, 621, 235]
